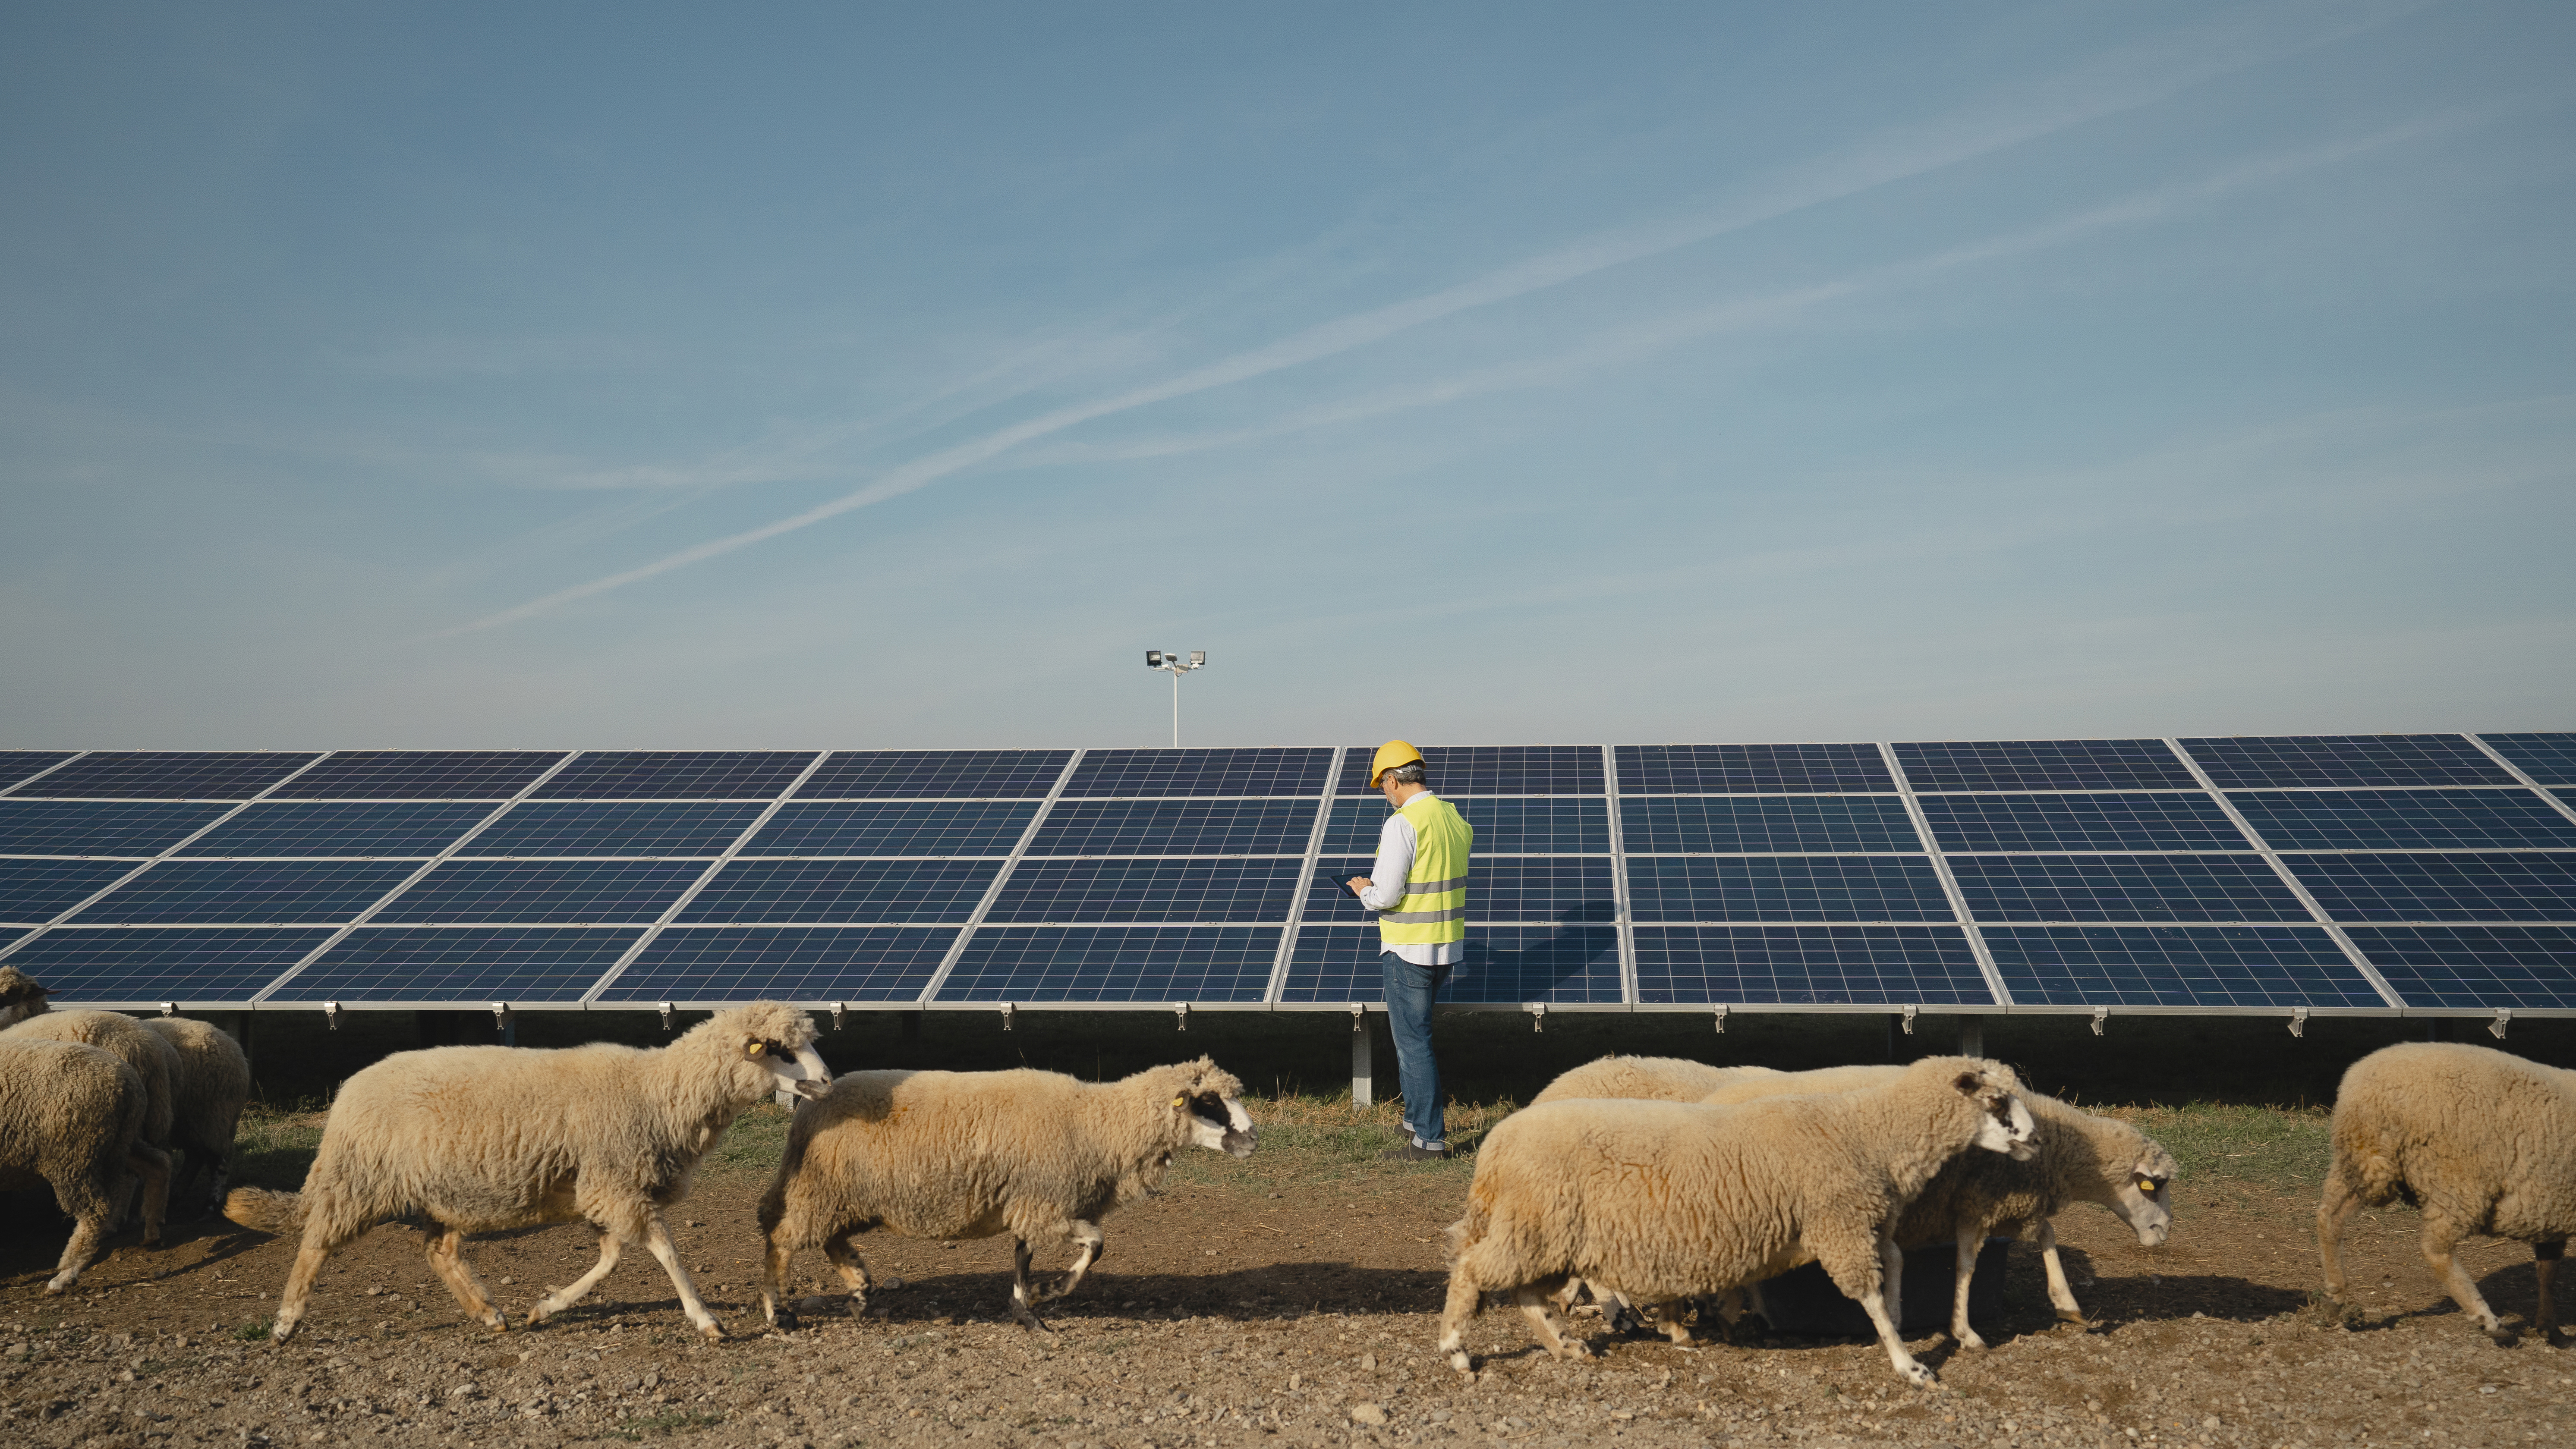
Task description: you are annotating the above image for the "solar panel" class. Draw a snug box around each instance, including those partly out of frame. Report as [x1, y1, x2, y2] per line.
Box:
[1335, 745, 1603, 796]
[2227, 789, 2576, 851]
[1615, 743, 1893, 793]
[797, 749, 1073, 799]
[1064, 748, 1330, 798]
[598, 925, 957, 1003]
[1634, 925, 1991, 1006]
[1918, 794, 2253, 852]
[1276, 924, 1625, 1004]
[177, 802, 496, 858]
[983, 859, 1300, 923]
[674, 859, 1001, 924]
[737, 800, 1038, 857]
[1321, 798, 1608, 855]
[1026, 798, 1316, 856]
[935, 925, 1277, 1002]
[1619, 796, 1920, 854]
[0, 859, 138, 925]
[271, 751, 567, 800]
[2481, 732, 2576, 786]
[1308, 856, 1613, 925]
[372, 861, 707, 924]
[0, 801, 233, 857]
[2285, 854, 2576, 922]
[2, 926, 335, 1003]
[534, 752, 817, 800]
[0, 928, 26, 951]
[1893, 739, 2197, 792]
[0, 751, 77, 793]
[70, 860, 422, 925]
[1984, 925, 2381, 1008]
[457, 802, 764, 858]
[2181, 735, 2514, 789]
[1626, 856, 1956, 922]
[1946, 856, 2311, 923]
[17, 752, 322, 800]
[273, 926, 642, 1003]
[2344, 926, 2576, 1010]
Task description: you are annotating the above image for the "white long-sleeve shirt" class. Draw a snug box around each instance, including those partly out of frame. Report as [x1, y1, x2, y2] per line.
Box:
[1357, 790, 1465, 967]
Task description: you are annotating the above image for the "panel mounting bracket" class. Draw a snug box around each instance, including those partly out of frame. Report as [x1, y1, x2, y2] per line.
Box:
[2490, 1008, 2511, 1040]
[1899, 1004, 1918, 1036]
[1350, 1004, 1365, 1034]
[1527, 1003, 1546, 1033]
[324, 1001, 340, 1032]
[491, 1002, 511, 1034]
[2090, 1006, 2108, 1037]
[658, 1001, 675, 1032]
[1174, 1002, 1188, 1033]
[160, 1002, 177, 1018]
[1000, 1003, 1015, 1032]
[2288, 1006, 2309, 1039]
[831, 1002, 847, 1033]
[1713, 1005, 1729, 1034]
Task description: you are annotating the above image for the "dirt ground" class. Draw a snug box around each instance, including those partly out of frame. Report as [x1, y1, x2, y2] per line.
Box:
[3, 1103, 2570, 1449]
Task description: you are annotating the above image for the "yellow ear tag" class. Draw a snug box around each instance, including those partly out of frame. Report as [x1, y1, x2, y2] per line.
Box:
[746, 1041, 765, 1059]
[2138, 1178, 2159, 1194]
[1172, 1096, 1187, 1108]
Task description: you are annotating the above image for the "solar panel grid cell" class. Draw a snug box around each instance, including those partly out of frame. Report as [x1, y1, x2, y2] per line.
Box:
[1336, 745, 1603, 796]
[1065, 748, 1329, 798]
[1947, 855, 2313, 923]
[2182, 735, 2515, 788]
[1026, 798, 1316, 856]
[2285, 854, 2576, 922]
[737, 800, 1039, 857]
[798, 749, 1074, 799]
[984, 858, 1300, 922]
[457, 802, 764, 858]
[0, 859, 139, 924]
[0, 752, 78, 793]
[6, 926, 336, 1003]
[2228, 790, 2576, 851]
[535, 752, 817, 800]
[1633, 925, 1991, 1006]
[0, 802, 233, 858]
[2345, 926, 2576, 1010]
[271, 751, 567, 800]
[675, 859, 1001, 924]
[177, 802, 495, 858]
[601, 925, 957, 1002]
[1615, 743, 1893, 793]
[374, 860, 707, 924]
[2482, 733, 2576, 786]
[1619, 795, 1921, 853]
[21, 752, 322, 800]
[275, 926, 642, 1003]
[1893, 739, 2198, 791]
[1918, 794, 2254, 852]
[1984, 925, 2382, 1008]
[1276, 924, 1624, 1004]
[1626, 856, 1957, 922]
[69, 860, 422, 925]
[936, 925, 1277, 1002]
[1322, 798, 1610, 855]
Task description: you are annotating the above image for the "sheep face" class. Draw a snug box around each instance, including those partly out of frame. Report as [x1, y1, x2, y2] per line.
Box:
[1954, 1072, 2039, 1161]
[1178, 1089, 1258, 1159]
[0, 968, 49, 1028]
[747, 1038, 834, 1102]
[2110, 1147, 2179, 1247]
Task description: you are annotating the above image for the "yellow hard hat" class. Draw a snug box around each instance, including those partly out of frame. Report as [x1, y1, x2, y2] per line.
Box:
[1368, 739, 1424, 788]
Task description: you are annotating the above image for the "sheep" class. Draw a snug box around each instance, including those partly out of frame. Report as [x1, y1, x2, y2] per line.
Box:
[141, 1017, 252, 1219]
[1528, 1055, 1781, 1106]
[756, 1057, 1258, 1333]
[0, 1038, 173, 1292]
[1437, 1055, 2037, 1386]
[1, 1003, 181, 1233]
[0, 965, 49, 1028]
[1683, 1064, 2176, 1347]
[2317, 1041, 2575, 1348]
[222, 1001, 832, 1343]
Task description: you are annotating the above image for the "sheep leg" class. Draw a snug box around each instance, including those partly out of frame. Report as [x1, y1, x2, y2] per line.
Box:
[2316, 1170, 2361, 1308]
[2420, 1217, 2510, 1344]
[1830, 1238, 1936, 1388]
[45, 1200, 112, 1295]
[525, 1231, 622, 1328]
[1879, 1234, 1907, 1336]
[1637, 1298, 1694, 1347]
[421, 1226, 507, 1333]
[125, 1143, 170, 1249]
[638, 1215, 725, 1342]
[2035, 1219, 2086, 1325]
[1039, 1221, 1105, 1302]
[1949, 1232, 1987, 1350]
[2533, 1240, 2564, 1348]
[1008, 1239, 1056, 1334]
[1437, 1264, 1490, 1372]
[823, 1233, 876, 1299]
[1511, 1278, 1590, 1362]
[270, 1207, 372, 1342]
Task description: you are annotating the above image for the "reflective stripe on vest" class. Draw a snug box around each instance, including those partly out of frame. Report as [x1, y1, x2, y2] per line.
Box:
[1379, 794, 1471, 948]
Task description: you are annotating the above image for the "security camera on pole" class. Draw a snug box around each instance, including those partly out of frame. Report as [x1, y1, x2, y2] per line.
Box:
[1143, 650, 1206, 747]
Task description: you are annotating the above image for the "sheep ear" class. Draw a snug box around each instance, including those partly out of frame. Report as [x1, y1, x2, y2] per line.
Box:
[1952, 1071, 1981, 1096]
[1171, 1095, 1187, 1109]
[745, 1040, 765, 1060]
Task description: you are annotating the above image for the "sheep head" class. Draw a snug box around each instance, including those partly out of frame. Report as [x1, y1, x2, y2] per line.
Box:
[0, 967, 51, 1028]
[697, 1002, 831, 1102]
[1941, 1060, 2038, 1162]
[2112, 1137, 2179, 1247]
[1160, 1056, 1257, 1159]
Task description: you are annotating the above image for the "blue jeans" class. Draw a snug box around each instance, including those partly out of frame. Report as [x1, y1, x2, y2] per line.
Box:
[1381, 952, 1447, 1148]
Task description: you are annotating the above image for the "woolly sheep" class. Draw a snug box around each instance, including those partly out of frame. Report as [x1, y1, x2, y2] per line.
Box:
[0, 965, 49, 1028]
[0, 1038, 172, 1292]
[756, 1057, 1258, 1333]
[1689, 1064, 2176, 1346]
[1438, 1055, 2037, 1386]
[2318, 1041, 2575, 1347]
[139, 1017, 251, 1219]
[1, 1003, 182, 1233]
[1528, 1055, 1781, 1106]
[224, 1001, 832, 1343]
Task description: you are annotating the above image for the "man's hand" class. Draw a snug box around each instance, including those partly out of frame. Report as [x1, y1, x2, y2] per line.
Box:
[1347, 876, 1373, 896]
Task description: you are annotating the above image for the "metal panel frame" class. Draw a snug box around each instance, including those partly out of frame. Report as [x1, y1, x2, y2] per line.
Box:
[0, 751, 90, 799]
[1601, 744, 1638, 1004]
[915, 750, 1086, 1006]
[2468, 732, 2576, 829]
[1879, 743, 2012, 1007]
[1264, 745, 1345, 1004]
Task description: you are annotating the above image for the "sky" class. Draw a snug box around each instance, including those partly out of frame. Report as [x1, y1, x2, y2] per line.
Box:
[3, 1, 2571, 750]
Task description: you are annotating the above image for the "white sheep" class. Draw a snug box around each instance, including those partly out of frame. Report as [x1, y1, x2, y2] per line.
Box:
[0, 1038, 173, 1292]
[141, 1016, 251, 1219]
[756, 1058, 1258, 1332]
[2318, 1041, 2575, 1347]
[1528, 1055, 1780, 1106]
[223, 1001, 832, 1343]
[1437, 1055, 2036, 1386]
[1, 1000, 182, 1233]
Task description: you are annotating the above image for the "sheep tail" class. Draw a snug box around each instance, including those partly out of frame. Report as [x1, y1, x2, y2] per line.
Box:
[223, 1187, 308, 1233]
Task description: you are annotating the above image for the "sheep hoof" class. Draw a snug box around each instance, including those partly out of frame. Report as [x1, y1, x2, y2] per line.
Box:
[2054, 1310, 2089, 1326]
[1446, 1352, 1473, 1374]
[2485, 1326, 2519, 1348]
[42, 1279, 69, 1296]
[1955, 1333, 1989, 1352]
[772, 1310, 800, 1332]
[1901, 1364, 1939, 1389]
[2545, 1327, 2568, 1350]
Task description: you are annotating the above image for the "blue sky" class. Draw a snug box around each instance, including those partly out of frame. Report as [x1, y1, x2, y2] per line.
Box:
[3, 1, 2570, 749]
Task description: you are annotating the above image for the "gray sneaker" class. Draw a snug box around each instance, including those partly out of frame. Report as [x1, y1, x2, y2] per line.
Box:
[1377, 1143, 1451, 1162]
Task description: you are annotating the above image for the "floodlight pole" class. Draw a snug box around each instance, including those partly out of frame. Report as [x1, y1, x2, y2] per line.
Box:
[1143, 649, 1207, 747]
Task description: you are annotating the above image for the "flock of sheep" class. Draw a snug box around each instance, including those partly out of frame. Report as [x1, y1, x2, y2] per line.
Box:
[0, 958, 2567, 1393]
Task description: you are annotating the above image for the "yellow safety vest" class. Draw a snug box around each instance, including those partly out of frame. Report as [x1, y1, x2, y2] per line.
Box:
[1378, 793, 1472, 948]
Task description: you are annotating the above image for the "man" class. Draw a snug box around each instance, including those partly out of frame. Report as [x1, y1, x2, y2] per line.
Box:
[1346, 739, 1471, 1161]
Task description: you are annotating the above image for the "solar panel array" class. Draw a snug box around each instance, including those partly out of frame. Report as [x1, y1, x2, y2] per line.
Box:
[2, 736, 2571, 1017]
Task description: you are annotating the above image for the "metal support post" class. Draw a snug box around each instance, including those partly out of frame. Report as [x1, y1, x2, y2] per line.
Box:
[1958, 1014, 1984, 1058]
[1350, 1008, 1373, 1108]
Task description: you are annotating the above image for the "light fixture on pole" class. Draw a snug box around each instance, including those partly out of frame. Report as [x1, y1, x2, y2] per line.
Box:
[1143, 649, 1207, 747]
